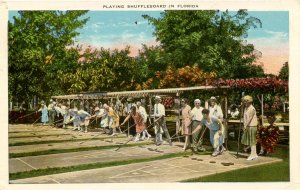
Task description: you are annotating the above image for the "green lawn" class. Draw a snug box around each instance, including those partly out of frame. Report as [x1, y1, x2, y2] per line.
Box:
[183, 142, 289, 182]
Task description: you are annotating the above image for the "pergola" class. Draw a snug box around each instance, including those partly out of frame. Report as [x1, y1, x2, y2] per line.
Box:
[52, 85, 231, 142]
[52, 85, 230, 100]
[51, 78, 288, 147]
[52, 77, 288, 122]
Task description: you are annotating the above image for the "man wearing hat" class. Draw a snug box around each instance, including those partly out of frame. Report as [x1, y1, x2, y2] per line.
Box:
[241, 95, 259, 161]
[190, 99, 205, 152]
[153, 96, 172, 146]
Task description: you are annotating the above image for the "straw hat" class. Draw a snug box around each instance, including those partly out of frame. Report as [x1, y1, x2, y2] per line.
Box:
[210, 96, 217, 102]
[242, 95, 253, 103]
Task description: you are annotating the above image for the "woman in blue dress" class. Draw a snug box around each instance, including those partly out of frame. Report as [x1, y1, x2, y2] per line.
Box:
[38, 103, 48, 125]
[192, 109, 225, 157]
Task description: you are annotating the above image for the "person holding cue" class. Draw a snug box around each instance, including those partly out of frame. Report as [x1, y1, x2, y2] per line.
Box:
[192, 109, 225, 157]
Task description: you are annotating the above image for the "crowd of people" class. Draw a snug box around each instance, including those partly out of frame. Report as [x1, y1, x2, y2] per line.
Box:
[35, 95, 277, 161]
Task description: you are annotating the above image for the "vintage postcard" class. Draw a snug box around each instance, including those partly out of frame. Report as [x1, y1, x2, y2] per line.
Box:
[0, 0, 299, 189]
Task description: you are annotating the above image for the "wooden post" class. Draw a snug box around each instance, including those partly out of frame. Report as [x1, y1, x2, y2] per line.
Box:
[224, 91, 228, 149]
[10, 101, 12, 111]
[149, 95, 152, 124]
[176, 92, 181, 142]
[224, 91, 228, 119]
[204, 100, 208, 109]
[261, 94, 264, 126]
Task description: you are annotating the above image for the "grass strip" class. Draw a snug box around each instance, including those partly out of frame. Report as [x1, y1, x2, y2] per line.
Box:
[8, 128, 62, 134]
[9, 134, 71, 139]
[182, 145, 289, 182]
[10, 142, 152, 158]
[10, 151, 195, 180]
[9, 136, 125, 146]
[182, 161, 289, 182]
[9, 130, 55, 134]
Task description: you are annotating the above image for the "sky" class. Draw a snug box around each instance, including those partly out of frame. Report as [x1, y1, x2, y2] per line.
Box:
[9, 11, 289, 74]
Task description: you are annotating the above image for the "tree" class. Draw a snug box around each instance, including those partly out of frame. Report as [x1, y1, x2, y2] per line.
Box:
[142, 10, 264, 78]
[278, 62, 288, 80]
[57, 46, 141, 93]
[138, 65, 217, 89]
[8, 11, 89, 105]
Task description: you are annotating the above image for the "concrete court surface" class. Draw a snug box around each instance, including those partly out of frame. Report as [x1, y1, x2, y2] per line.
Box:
[9, 133, 126, 144]
[9, 136, 142, 154]
[9, 123, 283, 183]
[10, 151, 282, 183]
[9, 142, 182, 173]
[9, 124, 64, 132]
[9, 126, 128, 144]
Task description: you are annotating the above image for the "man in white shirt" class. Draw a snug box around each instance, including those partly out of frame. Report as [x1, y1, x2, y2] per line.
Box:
[153, 96, 172, 146]
[190, 99, 205, 152]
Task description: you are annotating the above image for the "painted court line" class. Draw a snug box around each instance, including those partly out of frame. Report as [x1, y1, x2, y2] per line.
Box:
[48, 177, 61, 184]
[16, 158, 37, 170]
[109, 157, 181, 179]
[109, 164, 153, 179]
[163, 161, 200, 173]
[62, 153, 100, 160]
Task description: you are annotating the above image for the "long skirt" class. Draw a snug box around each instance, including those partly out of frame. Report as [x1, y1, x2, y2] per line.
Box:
[181, 118, 191, 135]
[100, 116, 112, 128]
[135, 123, 145, 133]
[41, 113, 48, 123]
[241, 127, 257, 146]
